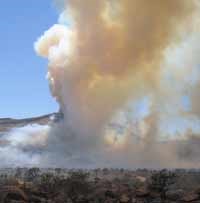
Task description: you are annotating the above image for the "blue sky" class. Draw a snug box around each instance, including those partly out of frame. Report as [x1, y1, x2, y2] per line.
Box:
[0, 0, 59, 118]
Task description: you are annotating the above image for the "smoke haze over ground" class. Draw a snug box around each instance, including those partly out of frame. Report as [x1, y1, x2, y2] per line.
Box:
[1, 0, 200, 168]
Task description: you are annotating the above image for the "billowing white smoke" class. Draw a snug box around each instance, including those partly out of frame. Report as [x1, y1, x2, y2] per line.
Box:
[2, 0, 200, 168]
[0, 125, 49, 167]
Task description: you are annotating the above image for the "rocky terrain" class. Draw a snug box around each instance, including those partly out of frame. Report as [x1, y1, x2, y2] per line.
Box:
[0, 168, 200, 203]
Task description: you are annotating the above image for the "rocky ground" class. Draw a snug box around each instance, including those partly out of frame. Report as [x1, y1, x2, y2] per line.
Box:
[0, 168, 200, 203]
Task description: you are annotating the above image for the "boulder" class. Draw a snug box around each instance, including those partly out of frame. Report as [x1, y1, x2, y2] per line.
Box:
[120, 194, 130, 203]
[135, 176, 147, 183]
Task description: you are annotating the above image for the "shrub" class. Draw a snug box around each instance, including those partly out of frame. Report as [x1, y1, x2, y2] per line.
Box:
[64, 171, 93, 202]
[149, 170, 177, 198]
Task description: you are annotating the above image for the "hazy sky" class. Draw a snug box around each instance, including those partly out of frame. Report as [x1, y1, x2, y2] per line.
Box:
[0, 0, 59, 118]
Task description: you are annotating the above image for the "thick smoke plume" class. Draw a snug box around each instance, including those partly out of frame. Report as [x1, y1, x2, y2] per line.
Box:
[35, 0, 195, 136]
[33, 0, 200, 168]
[2, 0, 200, 168]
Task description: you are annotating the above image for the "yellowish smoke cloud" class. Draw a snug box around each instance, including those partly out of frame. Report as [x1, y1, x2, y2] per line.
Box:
[35, 0, 196, 138]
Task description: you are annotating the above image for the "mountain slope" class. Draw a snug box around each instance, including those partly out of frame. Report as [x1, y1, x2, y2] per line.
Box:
[0, 113, 61, 133]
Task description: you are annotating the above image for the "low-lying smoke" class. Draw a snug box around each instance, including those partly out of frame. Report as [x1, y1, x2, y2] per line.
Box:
[0, 125, 49, 167]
